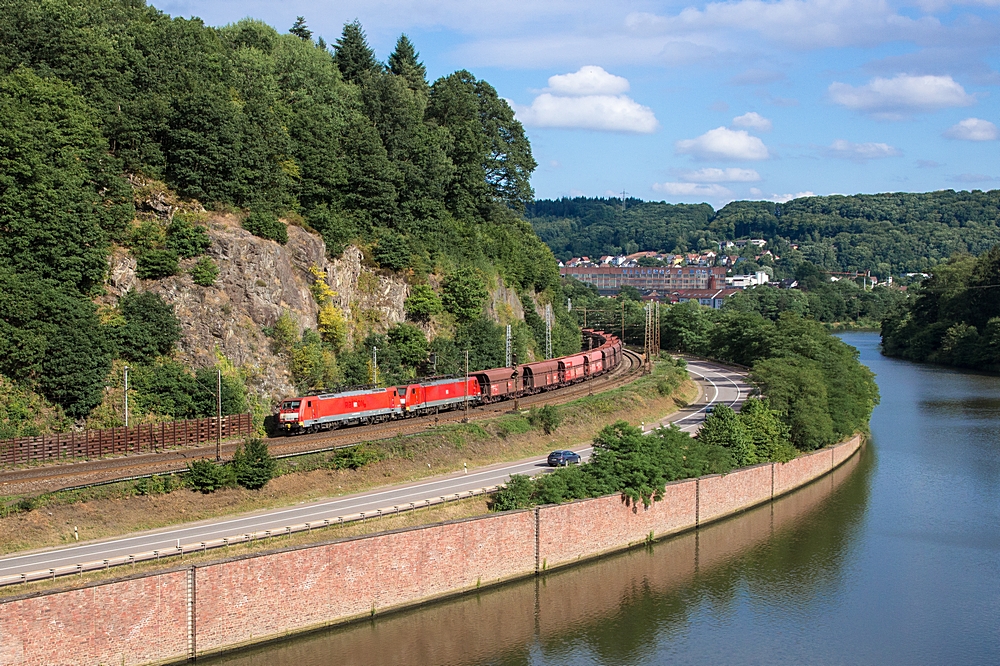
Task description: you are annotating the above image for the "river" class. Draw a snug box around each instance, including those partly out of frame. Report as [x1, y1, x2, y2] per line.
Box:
[205, 332, 1000, 665]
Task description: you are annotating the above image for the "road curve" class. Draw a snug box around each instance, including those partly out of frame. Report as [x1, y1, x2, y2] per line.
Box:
[0, 357, 748, 580]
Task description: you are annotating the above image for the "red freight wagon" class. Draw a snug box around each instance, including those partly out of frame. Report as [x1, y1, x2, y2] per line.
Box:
[277, 387, 402, 433]
[472, 368, 521, 402]
[558, 354, 587, 383]
[402, 377, 480, 415]
[521, 360, 560, 391]
[585, 350, 604, 376]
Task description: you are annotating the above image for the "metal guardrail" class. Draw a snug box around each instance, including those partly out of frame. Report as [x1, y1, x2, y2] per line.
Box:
[0, 485, 500, 588]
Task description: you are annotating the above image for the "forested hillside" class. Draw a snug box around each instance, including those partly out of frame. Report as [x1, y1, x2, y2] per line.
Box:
[0, 0, 570, 432]
[882, 244, 1000, 371]
[529, 191, 1000, 276]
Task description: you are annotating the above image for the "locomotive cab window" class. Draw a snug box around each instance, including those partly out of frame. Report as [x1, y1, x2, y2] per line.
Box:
[307, 401, 312, 407]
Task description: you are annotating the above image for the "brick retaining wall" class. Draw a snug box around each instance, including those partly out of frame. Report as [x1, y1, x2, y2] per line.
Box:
[0, 434, 862, 665]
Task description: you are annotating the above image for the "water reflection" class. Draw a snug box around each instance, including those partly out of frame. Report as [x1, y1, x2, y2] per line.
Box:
[206, 444, 870, 666]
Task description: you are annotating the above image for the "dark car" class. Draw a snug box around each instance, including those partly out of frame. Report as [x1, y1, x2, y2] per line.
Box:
[547, 450, 581, 466]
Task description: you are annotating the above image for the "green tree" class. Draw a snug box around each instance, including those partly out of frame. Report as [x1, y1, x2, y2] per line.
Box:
[113, 291, 183, 364]
[166, 214, 211, 258]
[388, 34, 428, 95]
[697, 403, 757, 466]
[750, 356, 835, 450]
[0, 270, 112, 417]
[193, 366, 249, 416]
[136, 249, 180, 279]
[333, 21, 381, 85]
[387, 323, 428, 369]
[232, 438, 276, 489]
[618, 285, 642, 301]
[288, 17, 312, 41]
[373, 229, 410, 271]
[427, 70, 536, 215]
[187, 459, 235, 493]
[405, 284, 443, 321]
[0, 68, 132, 294]
[492, 474, 534, 511]
[441, 268, 488, 323]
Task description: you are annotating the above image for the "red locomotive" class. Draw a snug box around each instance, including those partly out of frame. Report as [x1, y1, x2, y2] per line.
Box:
[276, 330, 623, 434]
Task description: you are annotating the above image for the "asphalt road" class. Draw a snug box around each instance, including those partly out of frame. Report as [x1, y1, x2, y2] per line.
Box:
[0, 357, 747, 580]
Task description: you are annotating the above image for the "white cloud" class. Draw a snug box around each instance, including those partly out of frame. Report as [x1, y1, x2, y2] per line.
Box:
[826, 139, 902, 162]
[513, 66, 658, 133]
[547, 65, 629, 95]
[769, 191, 816, 203]
[675, 127, 769, 160]
[652, 182, 733, 197]
[512, 93, 658, 133]
[680, 167, 761, 183]
[828, 74, 975, 118]
[944, 117, 999, 141]
[732, 112, 773, 132]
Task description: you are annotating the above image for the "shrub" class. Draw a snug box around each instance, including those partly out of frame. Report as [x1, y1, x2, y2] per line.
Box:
[166, 214, 211, 258]
[187, 459, 234, 493]
[528, 404, 561, 434]
[136, 249, 179, 279]
[330, 445, 381, 470]
[492, 474, 533, 511]
[134, 474, 178, 496]
[317, 303, 347, 351]
[404, 284, 442, 321]
[189, 256, 219, 286]
[243, 210, 288, 244]
[232, 438, 276, 490]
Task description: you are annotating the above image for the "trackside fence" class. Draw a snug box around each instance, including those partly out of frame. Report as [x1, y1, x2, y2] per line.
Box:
[0, 485, 500, 587]
[0, 413, 254, 468]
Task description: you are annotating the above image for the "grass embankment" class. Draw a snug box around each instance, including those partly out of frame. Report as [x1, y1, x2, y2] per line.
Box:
[0, 496, 489, 599]
[0, 358, 694, 559]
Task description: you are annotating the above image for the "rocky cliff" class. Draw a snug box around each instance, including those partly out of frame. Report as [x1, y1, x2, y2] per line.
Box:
[106, 214, 410, 405]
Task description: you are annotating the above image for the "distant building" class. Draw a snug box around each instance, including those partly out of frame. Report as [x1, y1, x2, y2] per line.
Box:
[668, 288, 740, 309]
[561, 265, 726, 296]
[726, 271, 770, 289]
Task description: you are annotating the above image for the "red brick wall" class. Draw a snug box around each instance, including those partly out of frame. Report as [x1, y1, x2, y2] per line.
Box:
[0, 435, 863, 665]
[697, 463, 774, 523]
[537, 479, 696, 570]
[193, 509, 536, 655]
[0, 570, 188, 666]
[773, 448, 832, 497]
[833, 434, 862, 467]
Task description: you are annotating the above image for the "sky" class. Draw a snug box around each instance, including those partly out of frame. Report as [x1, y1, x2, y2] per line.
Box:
[158, 0, 1000, 208]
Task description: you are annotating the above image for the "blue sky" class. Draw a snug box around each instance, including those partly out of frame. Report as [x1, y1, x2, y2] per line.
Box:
[159, 0, 999, 208]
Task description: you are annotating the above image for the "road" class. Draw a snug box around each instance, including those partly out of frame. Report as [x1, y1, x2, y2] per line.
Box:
[0, 358, 747, 580]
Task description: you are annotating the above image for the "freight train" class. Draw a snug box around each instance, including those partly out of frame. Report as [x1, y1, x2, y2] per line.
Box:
[275, 329, 623, 435]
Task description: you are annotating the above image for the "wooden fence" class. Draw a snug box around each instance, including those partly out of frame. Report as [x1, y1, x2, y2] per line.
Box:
[0, 413, 254, 468]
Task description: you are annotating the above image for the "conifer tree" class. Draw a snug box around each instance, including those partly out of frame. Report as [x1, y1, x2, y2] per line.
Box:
[289, 16, 312, 40]
[388, 35, 428, 94]
[333, 21, 381, 84]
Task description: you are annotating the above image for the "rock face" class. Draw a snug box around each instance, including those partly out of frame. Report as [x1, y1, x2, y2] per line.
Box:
[112, 216, 409, 405]
[486, 280, 526, 324]
[325, 246, 408, 346]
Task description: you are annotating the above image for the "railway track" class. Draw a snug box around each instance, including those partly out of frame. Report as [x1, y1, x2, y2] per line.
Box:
[0, 348, 646, 495]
